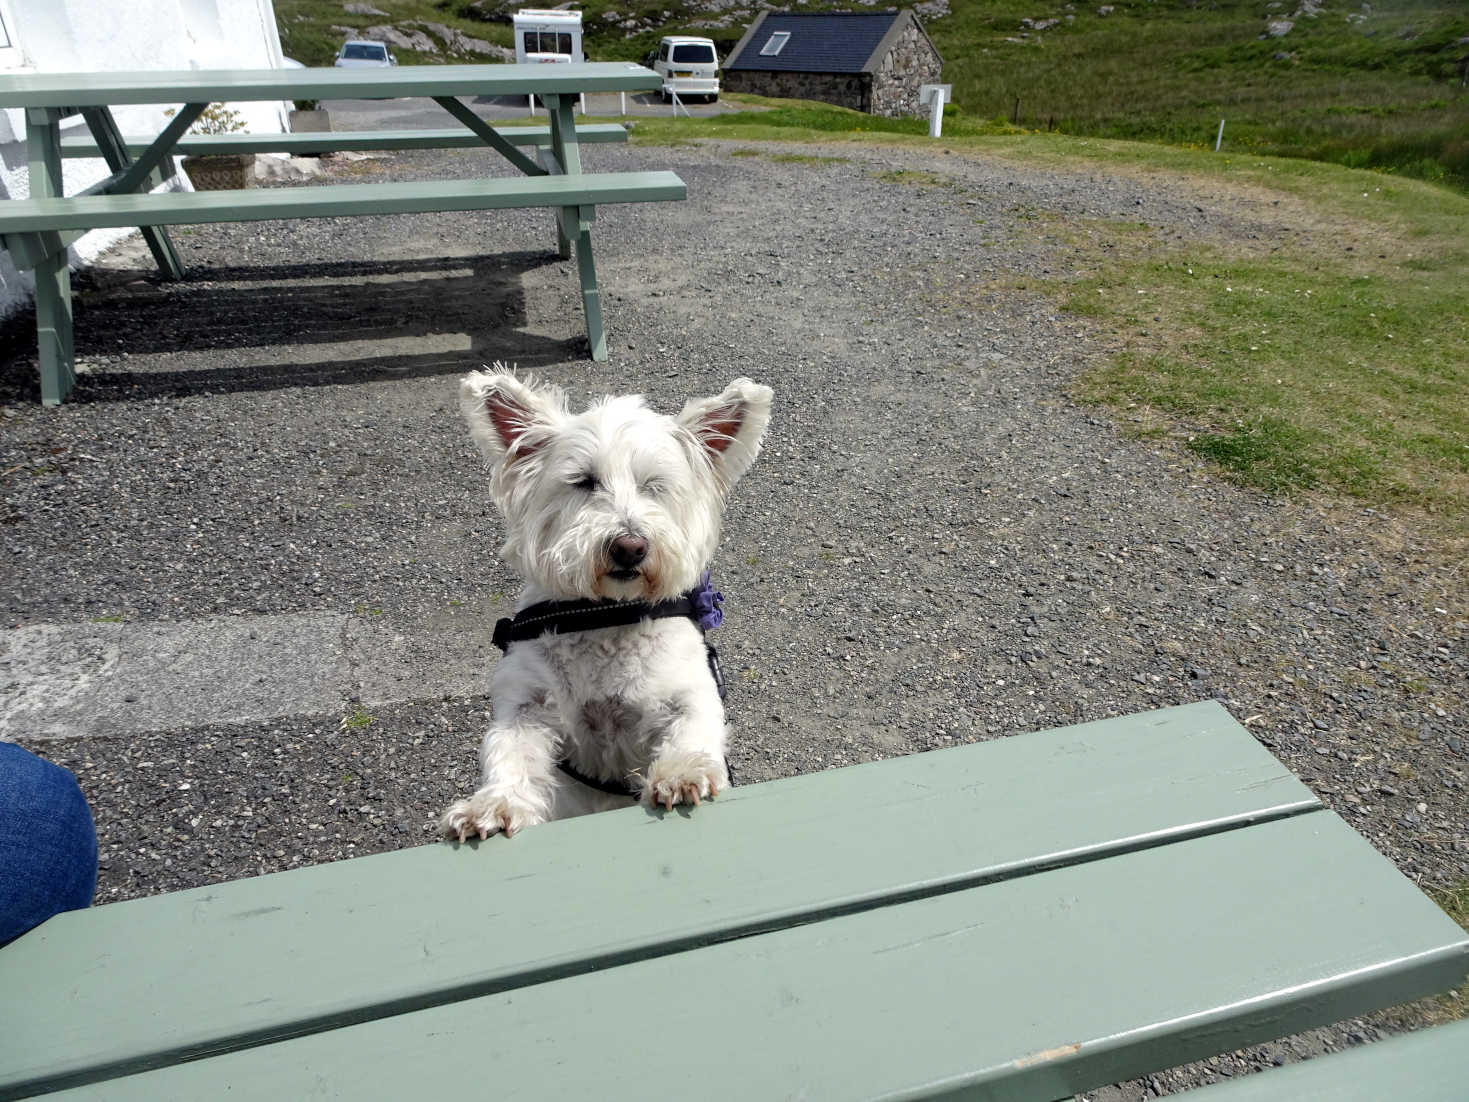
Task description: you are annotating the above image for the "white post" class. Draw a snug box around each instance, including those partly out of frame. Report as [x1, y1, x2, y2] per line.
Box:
[671, 89, 690, 118]
[528, 94, 535, 116]
[1215, 118, 1225, 151]
[620, 91, 626, 116]
[919, 84, 952, 140]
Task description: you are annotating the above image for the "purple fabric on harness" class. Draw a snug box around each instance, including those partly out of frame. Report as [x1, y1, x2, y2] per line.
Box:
[687, 571, 724, 632]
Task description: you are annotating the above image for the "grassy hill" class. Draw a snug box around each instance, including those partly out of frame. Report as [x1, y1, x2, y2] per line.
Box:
[276, 0, 1469, 189]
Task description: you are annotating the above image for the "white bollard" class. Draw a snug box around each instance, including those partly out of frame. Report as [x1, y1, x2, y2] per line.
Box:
[1216, 118, 1226, 151]
[919, 83, 952, 139]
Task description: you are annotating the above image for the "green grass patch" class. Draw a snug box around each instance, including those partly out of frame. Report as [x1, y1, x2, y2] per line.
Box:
[1186, 417, 1324, 494]
[1425, 880, 1469, 1023]
[768, 152, 849, 166]
[724, 146, 849, 166]
[629, 96, 1021, 148]
[1067, 229, 1469, 525]
[339, 703, 375, 731]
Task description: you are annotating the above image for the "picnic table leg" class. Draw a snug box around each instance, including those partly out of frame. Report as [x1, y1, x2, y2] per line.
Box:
[536, 145, 572, 261]
[569, 206, 606, 362]
[80, 107, 186, 281]
[543, 94, 608, 362]
[24, 109, 76, 405]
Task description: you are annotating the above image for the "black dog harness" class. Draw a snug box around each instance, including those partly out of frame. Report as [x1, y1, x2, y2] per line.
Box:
[491, 576, 729, 798]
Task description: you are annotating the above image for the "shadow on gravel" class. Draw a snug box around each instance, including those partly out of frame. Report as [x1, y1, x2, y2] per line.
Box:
[0, 250, 584, 405]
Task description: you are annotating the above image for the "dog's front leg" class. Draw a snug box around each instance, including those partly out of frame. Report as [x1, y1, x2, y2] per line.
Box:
[642, 689, 730, 812]
[441, 712, 559, 842]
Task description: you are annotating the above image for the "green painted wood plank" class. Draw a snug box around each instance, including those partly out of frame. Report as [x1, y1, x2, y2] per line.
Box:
[0, 171, 687, 234]
[58, 124, 631, 158]
[0, 63, 661, 109]
[36, 814, 1469, 1102]
[0, 703, 1321, 1098]
[1178, 1019, 1469, 1101]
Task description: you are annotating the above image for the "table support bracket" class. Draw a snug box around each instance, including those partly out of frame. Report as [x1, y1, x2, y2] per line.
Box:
[430, 96, 545, 178]
[80, 105, 194, 281]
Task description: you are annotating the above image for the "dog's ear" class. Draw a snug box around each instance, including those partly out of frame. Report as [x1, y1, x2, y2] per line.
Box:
[459, 366, 563, 466]
[678, 378, 773, 489]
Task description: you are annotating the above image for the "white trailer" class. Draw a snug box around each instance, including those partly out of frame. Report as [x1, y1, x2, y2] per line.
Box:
[512, 9, 584, 64]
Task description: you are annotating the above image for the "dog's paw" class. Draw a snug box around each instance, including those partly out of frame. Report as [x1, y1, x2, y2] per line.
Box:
[440, 790, 544, 842]
[641, 751, 727, 812]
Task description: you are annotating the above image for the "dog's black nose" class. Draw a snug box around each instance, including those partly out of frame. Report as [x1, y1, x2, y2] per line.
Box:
[609, 535, 648, 570]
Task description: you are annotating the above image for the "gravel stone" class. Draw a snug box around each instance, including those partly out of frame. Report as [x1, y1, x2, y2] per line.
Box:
[0, 132, 1463, 1097]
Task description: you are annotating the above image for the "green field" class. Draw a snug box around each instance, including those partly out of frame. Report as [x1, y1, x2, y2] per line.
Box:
[277, 0, 1469, 188]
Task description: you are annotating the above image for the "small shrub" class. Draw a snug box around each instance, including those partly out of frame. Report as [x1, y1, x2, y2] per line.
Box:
[165, 103, 247, 135]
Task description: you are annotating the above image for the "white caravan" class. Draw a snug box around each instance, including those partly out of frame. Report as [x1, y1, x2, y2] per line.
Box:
[512, 9, 584, 64]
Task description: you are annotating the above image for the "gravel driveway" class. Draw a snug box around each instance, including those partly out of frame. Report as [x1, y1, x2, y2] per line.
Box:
[0, 132, 1463, 1096]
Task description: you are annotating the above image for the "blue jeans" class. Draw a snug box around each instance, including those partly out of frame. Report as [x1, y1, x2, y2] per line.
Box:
[0, 743, 97, 946]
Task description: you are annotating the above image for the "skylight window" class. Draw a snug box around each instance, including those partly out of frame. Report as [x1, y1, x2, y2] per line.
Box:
[759, 31, 791, 56]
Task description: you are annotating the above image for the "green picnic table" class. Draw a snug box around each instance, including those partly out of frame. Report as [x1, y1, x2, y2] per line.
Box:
[0, 63, 687, 403]
[0, 701, 1464, 1100]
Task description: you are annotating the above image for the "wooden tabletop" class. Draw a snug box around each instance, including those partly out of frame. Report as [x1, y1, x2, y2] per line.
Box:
[2, 702, 1464, 1100]
[0, 62, 662, 109]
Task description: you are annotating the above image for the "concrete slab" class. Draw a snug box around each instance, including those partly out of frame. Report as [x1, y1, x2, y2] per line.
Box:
[0, 615, 350, 739]
[0, 612, 492, 740]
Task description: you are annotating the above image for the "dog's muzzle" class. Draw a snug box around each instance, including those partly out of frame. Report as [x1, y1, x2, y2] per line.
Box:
[607, 534, 648, 581]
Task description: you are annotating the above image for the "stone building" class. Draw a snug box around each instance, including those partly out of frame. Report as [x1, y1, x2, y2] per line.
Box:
[722, 10, 942, 119]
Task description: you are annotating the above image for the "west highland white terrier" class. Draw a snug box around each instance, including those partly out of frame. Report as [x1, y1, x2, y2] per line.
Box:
[441, 366, 774, 841]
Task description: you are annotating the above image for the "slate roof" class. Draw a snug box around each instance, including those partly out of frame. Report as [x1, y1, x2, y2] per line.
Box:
[725, 11, 915, 75]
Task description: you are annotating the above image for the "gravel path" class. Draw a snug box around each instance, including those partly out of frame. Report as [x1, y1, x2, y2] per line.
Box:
[1, 134, 1463, 1095]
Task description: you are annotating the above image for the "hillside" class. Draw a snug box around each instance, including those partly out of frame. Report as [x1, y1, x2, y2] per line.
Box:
[275, 0, 1469, 188]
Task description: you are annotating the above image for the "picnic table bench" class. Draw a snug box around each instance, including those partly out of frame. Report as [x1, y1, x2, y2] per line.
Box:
[1, 701, 1464, 1099]
[0, 63, 686, 404]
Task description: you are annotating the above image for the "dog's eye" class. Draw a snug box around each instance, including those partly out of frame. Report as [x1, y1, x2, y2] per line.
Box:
[572, 473, 599, 492]
[640, 478, 666, 496]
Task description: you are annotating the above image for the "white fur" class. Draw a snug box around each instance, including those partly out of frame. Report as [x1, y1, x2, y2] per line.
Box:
[441, 365, 774, 841]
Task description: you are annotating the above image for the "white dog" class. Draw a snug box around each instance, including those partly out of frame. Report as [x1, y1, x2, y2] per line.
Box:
[441, 366, 773, 841]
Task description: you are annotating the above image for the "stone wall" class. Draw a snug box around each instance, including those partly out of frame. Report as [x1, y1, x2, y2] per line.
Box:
[870, 20, 944, 118]
[723, 69, 871, 113]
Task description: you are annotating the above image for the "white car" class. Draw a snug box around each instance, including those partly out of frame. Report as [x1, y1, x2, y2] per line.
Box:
[648, 36, 719, 103]
[333, 40, 396, 69]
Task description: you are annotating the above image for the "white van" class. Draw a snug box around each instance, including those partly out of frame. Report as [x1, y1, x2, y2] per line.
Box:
[648, 36, 719, 102]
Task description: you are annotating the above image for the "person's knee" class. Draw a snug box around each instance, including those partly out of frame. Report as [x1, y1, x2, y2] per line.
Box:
[49, 761, 99, 910]
[0, 743, 99, 944]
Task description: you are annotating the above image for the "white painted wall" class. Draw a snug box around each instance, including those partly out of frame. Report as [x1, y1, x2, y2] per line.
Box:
[0, 0, 290, 318]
